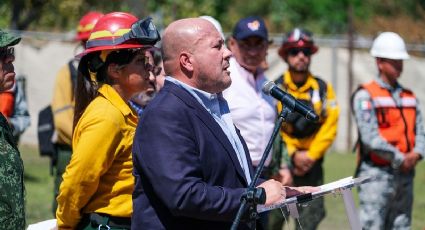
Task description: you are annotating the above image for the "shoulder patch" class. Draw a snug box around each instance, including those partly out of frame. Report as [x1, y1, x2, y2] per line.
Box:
[360, 100, 372, 110]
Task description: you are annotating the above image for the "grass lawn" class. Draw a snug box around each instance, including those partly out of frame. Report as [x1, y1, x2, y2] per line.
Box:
[21, 144, 425, 229]
[21, 144, 55, 225]
[320, 152, 425, 230]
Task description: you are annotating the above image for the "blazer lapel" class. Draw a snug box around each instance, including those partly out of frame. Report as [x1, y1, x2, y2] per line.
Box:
[165, 83, 249, 185]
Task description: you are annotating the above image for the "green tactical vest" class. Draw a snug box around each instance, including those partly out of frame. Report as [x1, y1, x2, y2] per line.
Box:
[0, 113, 25, 229]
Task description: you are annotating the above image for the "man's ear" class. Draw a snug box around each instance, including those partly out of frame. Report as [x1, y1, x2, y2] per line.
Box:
[179, 52, 194, 72]
[376, 58, 383, 71]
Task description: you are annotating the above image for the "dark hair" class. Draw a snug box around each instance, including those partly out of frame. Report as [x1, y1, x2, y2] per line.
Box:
[73, 49, 141, 129]
[153, 49, 162, 66]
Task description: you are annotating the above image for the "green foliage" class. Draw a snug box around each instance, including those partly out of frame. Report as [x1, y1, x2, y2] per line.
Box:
[1, 0, 425, 38]
[148, 0, 217, 25]
[0, 0, 13, 28]
[269, 0, 367, 34]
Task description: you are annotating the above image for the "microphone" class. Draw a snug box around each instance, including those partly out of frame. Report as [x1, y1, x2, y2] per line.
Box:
[262, 81, 319, 121]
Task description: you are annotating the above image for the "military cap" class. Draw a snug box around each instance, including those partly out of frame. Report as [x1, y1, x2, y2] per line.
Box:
[0, 30, 21, 48]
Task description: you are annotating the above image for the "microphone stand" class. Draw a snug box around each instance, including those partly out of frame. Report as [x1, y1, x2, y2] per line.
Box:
[231, 106, 293, 230]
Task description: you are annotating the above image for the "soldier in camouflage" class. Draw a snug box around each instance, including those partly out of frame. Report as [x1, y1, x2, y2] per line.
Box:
[0, 30, 25, 229]
[352, 32, 424, 229]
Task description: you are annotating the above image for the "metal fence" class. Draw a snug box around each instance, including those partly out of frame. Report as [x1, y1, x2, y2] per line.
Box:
[9, 29, 425, 151]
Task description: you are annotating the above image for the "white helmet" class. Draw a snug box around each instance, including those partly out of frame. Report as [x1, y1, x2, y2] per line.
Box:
[370, 32, 409, 60]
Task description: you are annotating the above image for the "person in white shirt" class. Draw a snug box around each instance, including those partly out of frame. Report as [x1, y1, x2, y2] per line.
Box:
[223, 16, 293, 228]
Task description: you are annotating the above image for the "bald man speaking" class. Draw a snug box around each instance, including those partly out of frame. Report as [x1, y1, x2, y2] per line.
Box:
[132, 18, 301, 229]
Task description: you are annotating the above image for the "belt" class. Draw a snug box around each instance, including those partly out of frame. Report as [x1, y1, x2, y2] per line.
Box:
[80, 213, 131, 229]
[367, 152, 391, 167]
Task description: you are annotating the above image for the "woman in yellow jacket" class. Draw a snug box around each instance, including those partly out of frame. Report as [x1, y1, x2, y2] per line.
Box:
[55, 12, 160, 229]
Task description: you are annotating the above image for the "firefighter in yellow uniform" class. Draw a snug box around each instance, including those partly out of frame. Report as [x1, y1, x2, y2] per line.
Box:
[269, 28, 339, 230]
[56, 12, 160, 229]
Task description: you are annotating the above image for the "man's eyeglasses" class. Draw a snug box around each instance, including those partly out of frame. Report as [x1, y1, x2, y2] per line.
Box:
[0, 47, 14, 60]
[288, 48, 312, 56]
[142, 56, 162, 76]
[144, 63, 162, 77]
[152, 66, 162, 76]
[237, 40, 267, 51]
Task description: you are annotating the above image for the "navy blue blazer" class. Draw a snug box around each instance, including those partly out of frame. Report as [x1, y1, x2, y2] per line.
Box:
[132, 81, 256, 229]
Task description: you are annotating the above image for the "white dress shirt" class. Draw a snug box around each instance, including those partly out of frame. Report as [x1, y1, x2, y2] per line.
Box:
[223, 57, 277, 167]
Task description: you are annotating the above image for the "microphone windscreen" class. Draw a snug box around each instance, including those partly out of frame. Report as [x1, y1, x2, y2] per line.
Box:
[262, 81, 275, 95]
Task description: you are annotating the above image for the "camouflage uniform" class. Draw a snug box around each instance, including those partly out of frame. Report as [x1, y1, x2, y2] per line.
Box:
[0, 29, 25, 229]
[0, 113, 25, 229]
[352, 78, 425, 230]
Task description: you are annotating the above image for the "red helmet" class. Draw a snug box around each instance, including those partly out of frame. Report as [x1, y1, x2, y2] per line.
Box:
[278, 28, 318, 58]
[76, 11, 104, 42]
[78, 12, 160, 58]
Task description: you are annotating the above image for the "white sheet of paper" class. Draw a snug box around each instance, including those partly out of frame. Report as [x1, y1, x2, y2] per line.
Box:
[318, 176, 354, 193]
[27, 219, 57, 230]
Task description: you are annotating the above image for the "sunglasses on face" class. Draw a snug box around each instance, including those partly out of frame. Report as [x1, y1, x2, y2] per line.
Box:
[143, 64, 162, 77]
[0, 47, 14, 60]
[288, 48, 312, 56]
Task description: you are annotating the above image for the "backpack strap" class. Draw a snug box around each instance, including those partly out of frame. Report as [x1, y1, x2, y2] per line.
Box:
[314, 77, 327, 101]
[312, 76, 327, 117]
[350, 85, 368, 176]
[68, 60, 78, 99]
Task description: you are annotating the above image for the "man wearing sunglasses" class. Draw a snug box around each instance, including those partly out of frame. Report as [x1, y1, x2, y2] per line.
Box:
[271, 28, 340, 230]
[0, 29, 25, 229]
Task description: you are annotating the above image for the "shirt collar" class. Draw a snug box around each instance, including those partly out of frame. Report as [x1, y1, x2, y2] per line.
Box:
[98, 84, 135, 117]
[284, 70, 316, 92]
[376, 76, 402, 91]
[165, 76, 226, 117]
